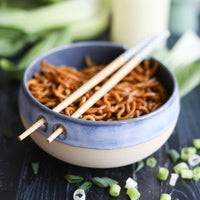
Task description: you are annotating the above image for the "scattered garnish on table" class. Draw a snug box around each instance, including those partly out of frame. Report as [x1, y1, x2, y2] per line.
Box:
[193, 138, 200, 149]
[193, 167, 200, 181]
[109, 184, 121, 197]
[31, 162, 40, 175]
[73, 188, 86, 200]
[173, 162, 189, 174]
[126, 187, 141, 200]
[146, 157, 157, 168]
[78, 182, 92, 191]
[169, 173, 179, 186]
[92, 177, 118, 188]
[157, 167, 169, 181]
[160, 193, 171, 200]
[65, 137, 200, 199]
[125, 177, 138, 189]
[134, 161, 144, 173]
[180, 169, 193, 179]
[167, 149, 180, 163]
[64, 175, 84, 183]
[180, 147, 196, 161]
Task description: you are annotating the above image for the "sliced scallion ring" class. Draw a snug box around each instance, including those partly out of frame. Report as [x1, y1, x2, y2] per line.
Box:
[125, 177, 138, 189]
[126, 187, 141, 200]
[157, 167, 169, 181]
[167, 149, 180, 163]
[180, 169, 193, 179]
[169, 173, 179, 186]
[173, 162, 189, 174]
[73, 189, 86, 200]
[146, 157, 157, 168]
[160, 193, 171, 200]
[193, 166, 200, 181]
[181, 147, 196, 161]
[193, 138, 200, 149]
[188, 154, 200, 166]
[109, 184, 121, 197]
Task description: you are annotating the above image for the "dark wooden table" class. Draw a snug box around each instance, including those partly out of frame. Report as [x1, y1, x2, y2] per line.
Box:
[0, 46, 200, 200]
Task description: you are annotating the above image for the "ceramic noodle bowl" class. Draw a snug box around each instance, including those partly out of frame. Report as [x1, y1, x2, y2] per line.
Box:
[18, 42, 180, 168]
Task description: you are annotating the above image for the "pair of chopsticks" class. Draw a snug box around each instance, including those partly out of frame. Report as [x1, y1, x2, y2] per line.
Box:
[18, 30, 170, 143]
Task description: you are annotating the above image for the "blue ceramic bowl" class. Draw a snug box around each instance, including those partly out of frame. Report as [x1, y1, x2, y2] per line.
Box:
[19, 41, 180, 168]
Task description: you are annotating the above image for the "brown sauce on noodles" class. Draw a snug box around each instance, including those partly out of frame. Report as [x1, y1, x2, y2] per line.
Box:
[27, 57, 168, 121]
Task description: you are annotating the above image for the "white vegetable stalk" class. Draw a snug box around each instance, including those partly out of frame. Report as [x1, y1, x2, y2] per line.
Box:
[169, 173, 179, 186]
[125, 177, 138, 189]
[188, 154, 200, 167]
[158, 31, 200, 71]
[73, 189, 86, 200]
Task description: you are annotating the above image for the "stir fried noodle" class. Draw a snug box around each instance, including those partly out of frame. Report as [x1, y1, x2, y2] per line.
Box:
[27, 57, 168, 121]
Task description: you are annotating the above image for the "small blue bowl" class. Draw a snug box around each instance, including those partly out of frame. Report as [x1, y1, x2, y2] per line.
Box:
[19, 41, 180, 168]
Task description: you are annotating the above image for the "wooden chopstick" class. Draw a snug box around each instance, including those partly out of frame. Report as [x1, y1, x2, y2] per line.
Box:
[47, 30, 170, 143]
[18, 34, 155, 141]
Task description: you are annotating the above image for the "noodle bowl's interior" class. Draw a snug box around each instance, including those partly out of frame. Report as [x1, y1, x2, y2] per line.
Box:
[27, 57, 169, 121]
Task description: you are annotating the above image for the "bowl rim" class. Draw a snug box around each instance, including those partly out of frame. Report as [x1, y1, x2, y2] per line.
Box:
[22, 41, 179, 126]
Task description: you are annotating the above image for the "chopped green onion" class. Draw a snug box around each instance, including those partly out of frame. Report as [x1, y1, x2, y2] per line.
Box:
[193, 166, 200, 181]
[73, 188, 86, 200]
[109, 184, 121, 197]
[134, 161, 144, 173]
[173, 162, 189, 174]
[167, 149, 180, 163]
[146, 157, 157, 168]
[78, 182, 92, 191]
[31, 162, 39, 175]
[92, 177, 118, 188]
[193, 139, 200, 149]
[188, 154, 200, 166]
[101, 177, 118, 186]
[126, 187, 141, 200]
[181, 147, 196, 161]
[160, 193, 171, 200]
[125, 177, 138, 189]
[2, 129, 14, 139]
[180, 169, 193, 179]
[169, 173, 179, 186]
[157, 167, 169, 181]
[64, 175, 84, 183]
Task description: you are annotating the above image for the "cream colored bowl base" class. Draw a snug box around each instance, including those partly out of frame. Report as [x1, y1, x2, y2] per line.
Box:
[21, 115, 176, 168]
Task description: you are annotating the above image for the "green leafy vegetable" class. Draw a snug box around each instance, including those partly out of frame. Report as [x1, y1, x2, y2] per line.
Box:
[151, 30, 200, 97]
[0, 7, 109, 80]
[64, 174, 84, 183]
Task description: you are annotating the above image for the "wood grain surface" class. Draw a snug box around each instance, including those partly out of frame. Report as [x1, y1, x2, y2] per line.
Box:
[0, 57, 200, 200]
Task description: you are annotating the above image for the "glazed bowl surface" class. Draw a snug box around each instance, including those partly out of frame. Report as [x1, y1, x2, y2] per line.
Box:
[19, 41, 180, 168]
